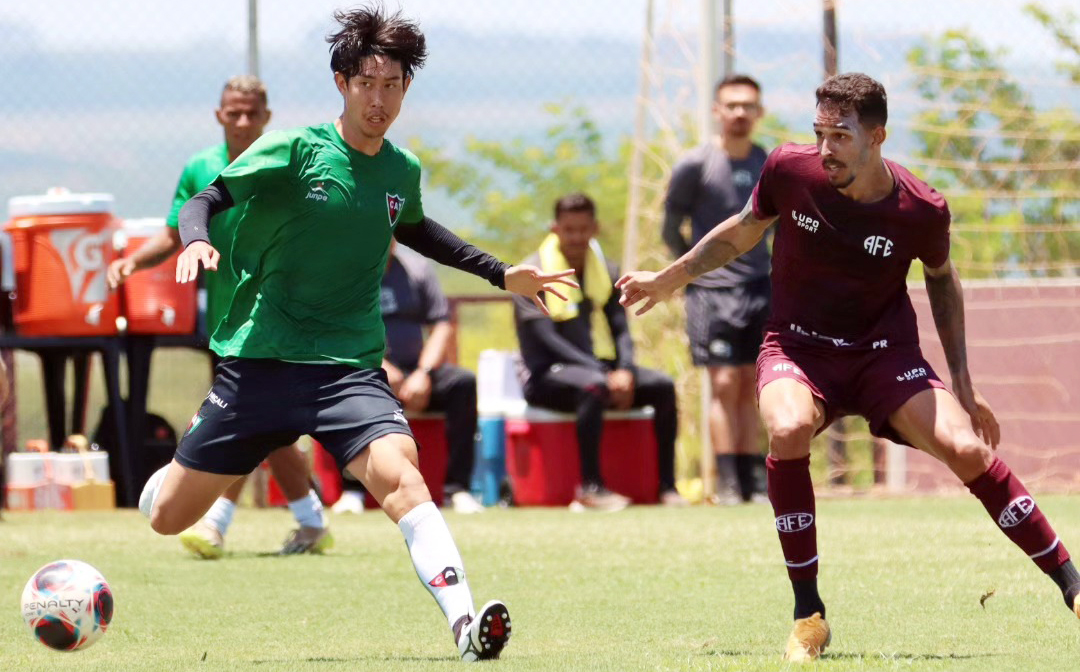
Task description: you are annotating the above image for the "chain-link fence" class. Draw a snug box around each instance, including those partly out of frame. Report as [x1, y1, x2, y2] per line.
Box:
[1, 1, 1077, 490]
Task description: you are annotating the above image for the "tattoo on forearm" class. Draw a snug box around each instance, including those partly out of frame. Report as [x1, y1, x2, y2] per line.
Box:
[686, 238, 740, 277]
[925, 268, 968, 376]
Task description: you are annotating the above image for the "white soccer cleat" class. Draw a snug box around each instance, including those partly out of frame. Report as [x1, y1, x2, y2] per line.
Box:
[457, 600, 511, 662]
[138, 463, 171, 520]
[450, 491, 485, 515]
[330, 491, 365, 515]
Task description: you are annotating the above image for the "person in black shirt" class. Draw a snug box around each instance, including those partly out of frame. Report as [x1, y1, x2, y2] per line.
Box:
[513, 193, 686, 510]
[663, 74, 770, 505]
[334, 242, 485, 515]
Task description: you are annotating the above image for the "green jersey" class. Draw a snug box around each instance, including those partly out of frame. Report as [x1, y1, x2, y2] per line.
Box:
[166, 143, 241, 331]
[212, 123, 425, 368]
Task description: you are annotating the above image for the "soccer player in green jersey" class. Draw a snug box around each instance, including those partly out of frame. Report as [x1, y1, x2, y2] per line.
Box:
[139, 6, 576, 661]
[109, 77, 331, 560]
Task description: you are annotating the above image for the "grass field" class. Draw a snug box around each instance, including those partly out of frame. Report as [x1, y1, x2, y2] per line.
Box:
[4, 498, 1080, 671]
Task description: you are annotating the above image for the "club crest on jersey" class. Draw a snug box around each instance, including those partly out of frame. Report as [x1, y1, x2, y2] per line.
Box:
[386, 193, 405, 228]
[185, 413, 204, 436]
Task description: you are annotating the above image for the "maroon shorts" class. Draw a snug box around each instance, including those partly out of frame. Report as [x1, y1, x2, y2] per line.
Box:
[755, 332, 948, 446]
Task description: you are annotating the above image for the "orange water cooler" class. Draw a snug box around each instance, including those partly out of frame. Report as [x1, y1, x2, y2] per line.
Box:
[5, 189, 121, 336]
[118, 218, 196, 335]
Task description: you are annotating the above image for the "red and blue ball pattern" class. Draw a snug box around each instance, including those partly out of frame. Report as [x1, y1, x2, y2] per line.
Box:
[21, 559, 113, 652]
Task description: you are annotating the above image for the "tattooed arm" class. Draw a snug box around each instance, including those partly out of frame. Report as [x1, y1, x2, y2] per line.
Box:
[923, 259, 969, 381]
[923, 258, 1001, 448]
[617, 199, 776, 315]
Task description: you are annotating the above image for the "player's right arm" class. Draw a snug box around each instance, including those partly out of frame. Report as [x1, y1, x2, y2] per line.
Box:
[617, 200, 776, 315]
[175, 179, 233, 283]
[176, 132, 293, 283]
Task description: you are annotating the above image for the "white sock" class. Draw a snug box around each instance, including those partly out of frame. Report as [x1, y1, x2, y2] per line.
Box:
[203, 497, 237, 535]
[288, 489, 325, 529]
[138, 463, 171, 520]
[398, 501, 475, 630]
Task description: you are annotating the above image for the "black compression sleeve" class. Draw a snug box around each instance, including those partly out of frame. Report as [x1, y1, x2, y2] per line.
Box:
[393, 217, 508, 289]
[178, 178, 235, 248]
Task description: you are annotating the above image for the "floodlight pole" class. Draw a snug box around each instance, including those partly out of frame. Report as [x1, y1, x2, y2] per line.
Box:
[823, 0, 837, 77]
[697, 0, 732, 498]
[697, 0, 719, 140]
[248, 0, 260, 78]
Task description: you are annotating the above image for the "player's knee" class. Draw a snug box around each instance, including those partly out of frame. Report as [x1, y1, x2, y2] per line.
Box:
[709, 369, 740, 402]
[384, 465, 431, 510]
[149, 505, 184, 536]
[766, 418, 815, 458]
[945, 436, 993, 478]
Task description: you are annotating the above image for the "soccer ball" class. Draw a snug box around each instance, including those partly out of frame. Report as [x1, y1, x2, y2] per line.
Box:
[21, 560, 114, 651]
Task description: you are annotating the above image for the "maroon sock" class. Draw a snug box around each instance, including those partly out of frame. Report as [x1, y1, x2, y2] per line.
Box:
[965, 457, 1070, 573]
[767, 455, 819, 581]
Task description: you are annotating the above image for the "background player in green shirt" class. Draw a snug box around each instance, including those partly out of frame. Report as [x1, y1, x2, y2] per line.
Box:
[139, 6, 577, 661]
[107, 76, 331, 559]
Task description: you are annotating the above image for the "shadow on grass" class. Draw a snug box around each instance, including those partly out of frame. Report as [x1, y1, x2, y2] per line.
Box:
[822, 651, 999, 662]
[251, 655, 452, 664]
[700, 649, 998, 662]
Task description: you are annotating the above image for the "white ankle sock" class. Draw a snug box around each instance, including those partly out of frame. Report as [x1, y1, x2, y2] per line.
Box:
[203, 497, 237, 535]
[398, 501, 474, 629]
[288, 489, 325, 529]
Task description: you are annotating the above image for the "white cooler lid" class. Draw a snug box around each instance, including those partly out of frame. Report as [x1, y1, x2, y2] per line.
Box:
[8, 188, 114, 219]
[116, 217, 168, 249]
[122, 217, 168, 238]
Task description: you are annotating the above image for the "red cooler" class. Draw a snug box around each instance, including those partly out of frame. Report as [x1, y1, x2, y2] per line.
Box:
[505, 406, 659, 506]
[6, 189, 121, 336]
[120, 218, 196, 334]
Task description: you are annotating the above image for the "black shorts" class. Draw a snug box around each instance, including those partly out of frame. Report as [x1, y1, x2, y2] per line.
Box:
[174, 358, 414, 476]
[685, 277, 770, 366]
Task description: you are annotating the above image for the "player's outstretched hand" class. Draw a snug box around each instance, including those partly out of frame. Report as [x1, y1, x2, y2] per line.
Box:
[504, 265, 579, 316]
[956, 384, 1001, 450]
[615, 270, 675, 316]
[175, 241, 220, 284]
[107, 257, 136, 289]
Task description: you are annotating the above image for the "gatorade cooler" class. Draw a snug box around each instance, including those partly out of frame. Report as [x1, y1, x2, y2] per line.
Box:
[119, 218, 196, 334]
[6, 189, 121, 336]
[505, 406, 659, 506]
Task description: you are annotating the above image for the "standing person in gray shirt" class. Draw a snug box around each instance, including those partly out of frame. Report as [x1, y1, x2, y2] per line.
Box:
[663, 74, 770, 505]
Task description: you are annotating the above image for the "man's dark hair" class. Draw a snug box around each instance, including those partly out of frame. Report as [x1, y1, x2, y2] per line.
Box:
[554, 193, 596, 220]
[715, 74, 761, 97]
[327, 5, 428, 80]
[815, 72, 888, 128]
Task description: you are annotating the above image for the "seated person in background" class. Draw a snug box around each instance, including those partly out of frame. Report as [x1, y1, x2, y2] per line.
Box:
[334, 242, 485, 514]
[513, 193, 687, 510]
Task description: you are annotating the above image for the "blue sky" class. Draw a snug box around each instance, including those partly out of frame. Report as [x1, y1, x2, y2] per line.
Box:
[1, 1, 1076, 219]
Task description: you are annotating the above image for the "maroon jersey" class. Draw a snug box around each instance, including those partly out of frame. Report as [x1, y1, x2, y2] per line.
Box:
[751, 143, 950, 350]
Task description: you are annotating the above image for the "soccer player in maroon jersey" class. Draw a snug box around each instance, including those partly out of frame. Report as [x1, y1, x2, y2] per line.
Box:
[617, 73, 1080, 661]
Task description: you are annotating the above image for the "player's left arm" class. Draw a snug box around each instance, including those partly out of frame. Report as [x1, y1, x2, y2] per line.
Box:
[392, 217, 578, 316]
[923, 258, 1001, 448]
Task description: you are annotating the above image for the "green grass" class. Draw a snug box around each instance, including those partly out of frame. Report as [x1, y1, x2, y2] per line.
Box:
[4, 498, 1080, 671]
